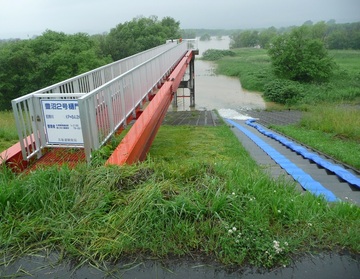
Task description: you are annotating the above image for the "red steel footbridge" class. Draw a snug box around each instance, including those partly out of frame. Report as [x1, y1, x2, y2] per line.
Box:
[1, 40, 198, 172]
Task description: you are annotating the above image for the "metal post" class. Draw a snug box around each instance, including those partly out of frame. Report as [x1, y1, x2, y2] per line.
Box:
[189, 55, 195, 107]
[172, 91, 178, 107]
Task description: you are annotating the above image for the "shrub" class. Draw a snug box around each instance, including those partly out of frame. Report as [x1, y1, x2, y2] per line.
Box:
[264, 79, 304, 104]
[200, 33, 211, 41]
[268, 26, 335, 83]
[201, 49, 236, 61]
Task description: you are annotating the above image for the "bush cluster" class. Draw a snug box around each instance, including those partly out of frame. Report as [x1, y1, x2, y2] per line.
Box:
[263, 79, 304, 104]
[268, 27, 335, 83]
[201, 49, 236, 61]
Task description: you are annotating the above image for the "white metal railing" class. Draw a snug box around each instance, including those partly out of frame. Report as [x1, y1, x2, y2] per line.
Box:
[11, 40, 197, 162]
[185, 39, 198, 51]
[78, 42, 189, 161]
[167, 39, 198, 50]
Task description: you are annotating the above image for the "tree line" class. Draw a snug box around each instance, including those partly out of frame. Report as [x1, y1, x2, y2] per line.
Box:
[230, 21, 360, 50]
[0, 16, 181, 110]
[1, 18, 359, 110]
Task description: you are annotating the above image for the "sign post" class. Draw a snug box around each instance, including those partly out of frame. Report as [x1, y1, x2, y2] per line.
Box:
[41, 100, 84, 145]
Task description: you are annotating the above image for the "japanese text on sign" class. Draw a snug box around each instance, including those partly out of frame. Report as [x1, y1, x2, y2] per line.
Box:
[41, 100, 84, 145]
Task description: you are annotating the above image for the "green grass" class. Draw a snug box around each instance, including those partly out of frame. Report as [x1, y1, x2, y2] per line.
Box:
[271, 125, 360, 170]
[331, 49, 360, 75]
[0, 111, 18, 152]
[300, 105, 360, 142]
[271, 105, 360, 169]
[1, 124, 359, 271]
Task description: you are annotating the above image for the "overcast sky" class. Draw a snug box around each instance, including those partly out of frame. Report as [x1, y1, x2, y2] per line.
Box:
[0, 0, 359, 39]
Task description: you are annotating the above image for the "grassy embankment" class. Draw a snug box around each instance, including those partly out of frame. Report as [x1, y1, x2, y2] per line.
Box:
[214, 48, 360, 170]
[0, 111, 18, 152]
[1, 124, 359, 272]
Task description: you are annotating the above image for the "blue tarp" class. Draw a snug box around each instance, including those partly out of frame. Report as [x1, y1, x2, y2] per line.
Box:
[226, 118, 338, 202]
[246, 119, 360, 189]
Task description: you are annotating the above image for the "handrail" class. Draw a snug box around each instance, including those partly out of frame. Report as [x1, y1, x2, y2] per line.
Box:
[11, 41, 178, 162]
[12, 42, 178, 102]
[106, 50, 194, 165]
[10, 40, 196, 164]
[78, 42, 188, 161]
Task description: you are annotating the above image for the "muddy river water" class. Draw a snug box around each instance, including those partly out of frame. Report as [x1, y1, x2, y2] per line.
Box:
[170, 36, 266, 112]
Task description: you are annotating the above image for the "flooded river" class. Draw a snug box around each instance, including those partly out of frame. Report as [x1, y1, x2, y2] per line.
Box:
[170, 36, 266, 112]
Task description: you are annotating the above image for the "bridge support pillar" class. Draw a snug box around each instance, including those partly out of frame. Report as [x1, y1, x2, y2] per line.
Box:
[177, 50, 197, 108]
[189, 55, 195, 107]
[173, 91, 178, 107]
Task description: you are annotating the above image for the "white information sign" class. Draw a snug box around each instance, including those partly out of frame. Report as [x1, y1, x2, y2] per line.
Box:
[41, 100, 84, 145]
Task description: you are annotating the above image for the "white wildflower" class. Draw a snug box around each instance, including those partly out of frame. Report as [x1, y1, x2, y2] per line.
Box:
[273, 240, 283, 254]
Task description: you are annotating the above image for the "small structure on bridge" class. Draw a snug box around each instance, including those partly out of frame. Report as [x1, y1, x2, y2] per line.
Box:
[2, 40, 198, 171]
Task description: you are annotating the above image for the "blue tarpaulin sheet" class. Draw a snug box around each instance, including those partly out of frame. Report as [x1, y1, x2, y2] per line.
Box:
[226, 118, 338, 202]
[246, 119, 360, 189]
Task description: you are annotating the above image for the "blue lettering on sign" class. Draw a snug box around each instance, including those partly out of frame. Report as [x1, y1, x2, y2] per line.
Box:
[68, 103, 78, 110]
[44, 102, 78, 110]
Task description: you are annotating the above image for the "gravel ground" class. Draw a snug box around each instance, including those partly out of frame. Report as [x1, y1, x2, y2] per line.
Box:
[241, 109, 303, 127]
[163, 109, 303, 127]
[163, 110, 222, 126]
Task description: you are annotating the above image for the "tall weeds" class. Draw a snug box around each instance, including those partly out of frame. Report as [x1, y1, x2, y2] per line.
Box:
[300, 105, 360, 142]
